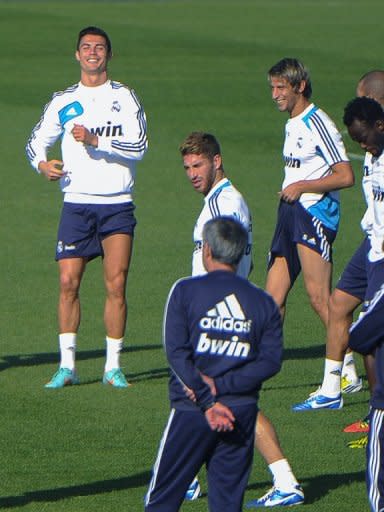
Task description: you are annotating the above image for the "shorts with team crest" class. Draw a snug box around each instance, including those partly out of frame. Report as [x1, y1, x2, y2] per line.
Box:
[56, 202, 136, 261]
[267, 199, 337, 285]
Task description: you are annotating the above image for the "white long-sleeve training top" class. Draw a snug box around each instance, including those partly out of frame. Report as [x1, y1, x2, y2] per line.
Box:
[26, 80, 148, 204]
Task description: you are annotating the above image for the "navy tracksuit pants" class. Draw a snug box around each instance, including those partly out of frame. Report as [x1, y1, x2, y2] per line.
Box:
[145, 404, 257, 511]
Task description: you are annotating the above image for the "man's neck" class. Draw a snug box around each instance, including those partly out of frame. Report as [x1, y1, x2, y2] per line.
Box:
[205, 171, 226, 196]
[80, 72, 108, 87]
[205, 261, 235, 273]
[290, 97, 311, 118]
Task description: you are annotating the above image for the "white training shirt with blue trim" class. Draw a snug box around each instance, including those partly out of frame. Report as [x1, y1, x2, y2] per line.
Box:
[282, 103, 349, 231]
[368, 151, 384, 262]
[26, 80, 148, 204]
[192, 178, 252, 278]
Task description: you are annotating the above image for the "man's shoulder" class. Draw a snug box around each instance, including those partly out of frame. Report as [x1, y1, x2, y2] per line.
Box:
[210, 180, 249, 210]
[301, 104, 338, 130]
[110, 80, 130, 92]
[108, 80, 144, 107]
[109, 80, 138, 98]
[50, 83, 80, 102]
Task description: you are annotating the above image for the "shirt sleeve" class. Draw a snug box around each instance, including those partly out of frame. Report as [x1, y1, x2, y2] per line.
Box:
[214, 298, 283, 395]
[25, 97, 64, 172]
[361, 154, 374, 234]
[163, 281, 215, 410]
[309, 113, 349, 167]
[95, 88, 148, 162]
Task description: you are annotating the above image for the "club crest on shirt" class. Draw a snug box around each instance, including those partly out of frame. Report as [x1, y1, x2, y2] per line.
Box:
[111, 101, 121, 112]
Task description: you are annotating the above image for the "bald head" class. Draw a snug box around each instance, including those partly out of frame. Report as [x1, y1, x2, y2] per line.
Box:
[357, 70, 384, 106]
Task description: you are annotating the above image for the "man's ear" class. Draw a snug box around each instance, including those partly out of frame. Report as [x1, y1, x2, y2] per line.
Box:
[296, 80, 306, 94]
[376, 119, 384, 132]
[213, 154, 222, 171]
[202, 242, 213, 271]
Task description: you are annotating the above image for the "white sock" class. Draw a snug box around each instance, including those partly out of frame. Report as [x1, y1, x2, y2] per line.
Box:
[105, 336, 124, 372]
[320, 358, 342, 396]
[342, 352, 359, 381]
[59, 333, 76, 370]
[269, 459, 299, 491]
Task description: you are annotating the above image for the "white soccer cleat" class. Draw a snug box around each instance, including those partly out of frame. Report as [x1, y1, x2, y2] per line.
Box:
[185, 476, 201, 501]
[246, 485, 304, 508]
[341, 375, 363, 394]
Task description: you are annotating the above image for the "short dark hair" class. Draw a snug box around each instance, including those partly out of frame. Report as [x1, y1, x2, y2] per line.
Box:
[179, 132, 221, 160]
[77, 26, 112, 56]
[343, 96, 384, 127]
[203, 217, 247, 267]
[268, 57, 312, 99]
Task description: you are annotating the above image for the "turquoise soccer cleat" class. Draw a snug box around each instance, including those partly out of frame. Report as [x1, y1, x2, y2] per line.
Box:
[103, 368, 130, 388]
[45, 367, 79, 389]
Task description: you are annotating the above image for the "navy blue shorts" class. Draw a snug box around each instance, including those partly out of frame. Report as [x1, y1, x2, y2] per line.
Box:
[268, 200, 337, 285]
[145, 404, 257, 512]
[56, 202, 136, 261]
[364, 258, 384, 311]
[336, 237, 370, 302]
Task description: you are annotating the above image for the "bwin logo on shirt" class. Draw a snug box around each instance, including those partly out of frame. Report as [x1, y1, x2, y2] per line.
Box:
[284, 153, 301, 168]
[90, 121, 123, 137]
[373, 185, 384, 202]
[196, 333, 250, 358]
[199, 293, 252, 334]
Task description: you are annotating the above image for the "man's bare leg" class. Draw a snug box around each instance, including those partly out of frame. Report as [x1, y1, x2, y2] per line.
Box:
[101, 233, 133, 387]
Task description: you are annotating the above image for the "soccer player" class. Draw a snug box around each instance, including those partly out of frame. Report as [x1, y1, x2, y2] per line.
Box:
[293, 71, 384, 426]
[25, 26, 148, 388]
[180, 132, 303, 507]
[247, 57, 354, 508]
[255, 56, 354, 410]
[343, 96, 384, 512]
[266, 57, 354, 326]
[181, 131, 252, 279]
[144, 217, 283, 512]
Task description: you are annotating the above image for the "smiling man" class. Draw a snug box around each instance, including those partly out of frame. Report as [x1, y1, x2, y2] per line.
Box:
[260, 58, 356, 415]
[246, 58, 355, 508]
[26, 26, 148, 389]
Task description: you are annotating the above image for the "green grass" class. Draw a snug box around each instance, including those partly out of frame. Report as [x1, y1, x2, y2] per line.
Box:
[0, 0, 380, 510]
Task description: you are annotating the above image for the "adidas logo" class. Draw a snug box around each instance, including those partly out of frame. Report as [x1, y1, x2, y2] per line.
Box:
[302, 233, 316, 245]
[199, 293, 252, 334]
[196, 294, 251, 359]
[66, 107, 77, 116]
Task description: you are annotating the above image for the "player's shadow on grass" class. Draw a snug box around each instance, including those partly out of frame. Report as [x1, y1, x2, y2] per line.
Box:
[247, 469, 365, 505]
[0, 471, 152, 509]
[0, 344, 162, 373]
[284, 344, 325, 360]
[81, 367, 170, 385]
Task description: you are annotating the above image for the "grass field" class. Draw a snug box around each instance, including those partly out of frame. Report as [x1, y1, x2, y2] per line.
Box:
[1, 0, 382, 510]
